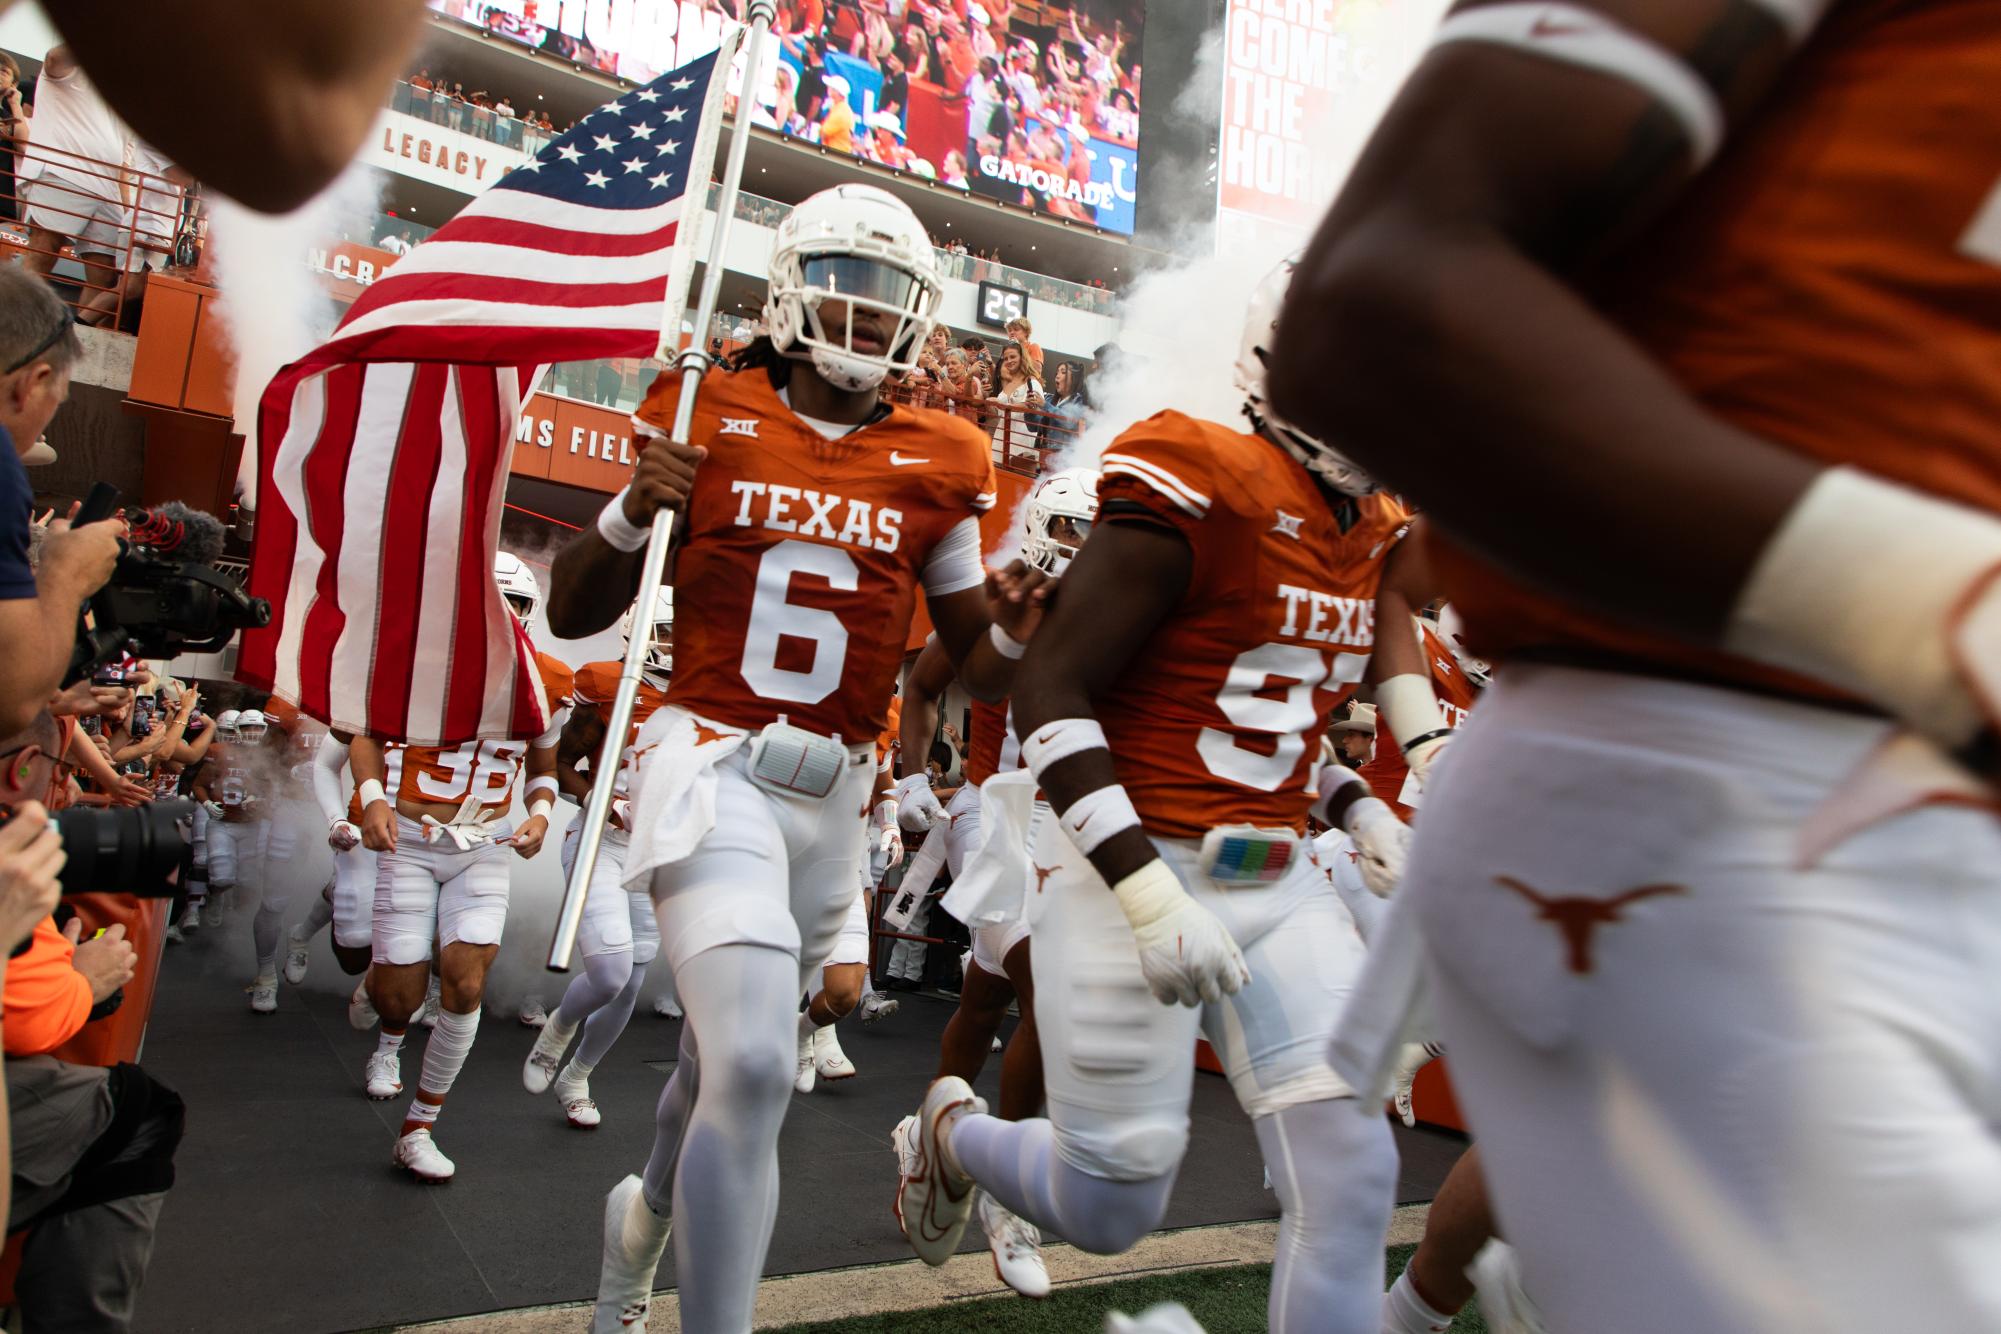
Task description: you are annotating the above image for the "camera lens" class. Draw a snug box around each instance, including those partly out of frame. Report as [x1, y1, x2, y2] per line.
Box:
[54, 800, 193, 897]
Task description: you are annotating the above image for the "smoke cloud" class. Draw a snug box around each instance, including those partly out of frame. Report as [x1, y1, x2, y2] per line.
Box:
[206, 164, 384, 510]
[1068, 0, 1451, 466]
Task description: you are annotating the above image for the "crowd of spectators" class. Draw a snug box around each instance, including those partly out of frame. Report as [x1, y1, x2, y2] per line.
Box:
[759, 0, 1142, 227]
[394, 68, 564, 154]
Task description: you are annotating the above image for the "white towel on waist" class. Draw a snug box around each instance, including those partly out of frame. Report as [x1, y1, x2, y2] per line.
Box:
[941, 769, 1039, 928]
[621, 707, 748, 892]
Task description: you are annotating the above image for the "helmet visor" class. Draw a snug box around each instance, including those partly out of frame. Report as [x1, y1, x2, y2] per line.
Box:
[800, 255, 922, 309]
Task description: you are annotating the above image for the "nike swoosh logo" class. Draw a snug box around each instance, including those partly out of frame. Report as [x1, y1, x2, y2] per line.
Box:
[889, 452, 927, 466]
[1530, 14, 1591, 37]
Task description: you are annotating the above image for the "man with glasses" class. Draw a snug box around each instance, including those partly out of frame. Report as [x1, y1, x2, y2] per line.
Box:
[0, 268, 122, 734]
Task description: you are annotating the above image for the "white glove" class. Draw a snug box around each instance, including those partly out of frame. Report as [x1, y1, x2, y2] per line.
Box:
[1343, 795, 1410, 899]
[203, 800, 226, 819]
[1110, 859, 1250, 1008]
[327, 819, 361, 851]
[612, 797, 632, 828]
[873, 799, 904, 866]
[1402, 731, 1452, 797]
[893, 772, 948, 830]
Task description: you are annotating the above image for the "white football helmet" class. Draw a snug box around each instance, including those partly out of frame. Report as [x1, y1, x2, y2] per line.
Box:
[215, 708, 242, 742]
[1022, 467, 1101, 575]
[1235, 254, 1377, 497]
[620, 587, 675, 686]
[765, 184, 943, 392]
[1435, 603, 1492, 688]
[494, 550, 541, 625]
[235, 708, 268, 743]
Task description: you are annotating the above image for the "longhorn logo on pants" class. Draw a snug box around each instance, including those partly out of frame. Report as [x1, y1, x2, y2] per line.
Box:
[1495, 876, 1685, 974]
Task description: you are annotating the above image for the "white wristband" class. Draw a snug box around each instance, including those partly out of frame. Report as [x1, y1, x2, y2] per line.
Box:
[525, 775, 559, 802]
[988, 622, 1028, 660]
[528, 798, 554, 818]
[596, 488, 651, 552]
[358, 779, 387, 809]
[1059, 783, 1142, 854]
[1020, 716, 1108, 774]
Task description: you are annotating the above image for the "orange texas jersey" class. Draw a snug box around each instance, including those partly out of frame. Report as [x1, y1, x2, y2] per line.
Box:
[962, 696, 1022, 787]
[572, 659, 669, 796]
[395, 654, 570, 816]
[635, 365, 997, 743]
[347, 743, 405, 823]
[1444, 5, 2001, 697]
[1087, 411, 1410, 839]
[1359, 621, 1481, 819]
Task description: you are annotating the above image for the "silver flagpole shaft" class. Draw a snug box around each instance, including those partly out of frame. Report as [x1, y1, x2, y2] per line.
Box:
[549, 6, 777, 971]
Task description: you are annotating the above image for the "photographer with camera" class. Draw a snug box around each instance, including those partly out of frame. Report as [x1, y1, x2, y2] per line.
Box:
[0, 270, 124, 737]
[0, 707, 183, 1334]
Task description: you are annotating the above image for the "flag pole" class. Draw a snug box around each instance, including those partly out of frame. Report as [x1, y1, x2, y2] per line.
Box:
[549, 4, 776, 971]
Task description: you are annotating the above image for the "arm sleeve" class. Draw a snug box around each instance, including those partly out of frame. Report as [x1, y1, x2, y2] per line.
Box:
[2, 920, 93, 1056]
[921, 516, 985, 597]
[312, 740, 350, 823]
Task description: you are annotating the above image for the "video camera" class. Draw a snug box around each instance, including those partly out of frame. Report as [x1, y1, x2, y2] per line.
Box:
[61, 484, 272, 688]
[0, 801, 191, 900]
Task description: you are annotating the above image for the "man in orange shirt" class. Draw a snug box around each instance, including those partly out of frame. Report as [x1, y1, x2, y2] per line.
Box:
[1272, 5, 2001, 1330]
[0, 707, 182, 1334]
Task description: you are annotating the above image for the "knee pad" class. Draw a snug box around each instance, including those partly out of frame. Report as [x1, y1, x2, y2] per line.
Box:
[1056, 1115, 1190, 1183]
[661, 890, 800, 976]
[438, 854, 510, 949]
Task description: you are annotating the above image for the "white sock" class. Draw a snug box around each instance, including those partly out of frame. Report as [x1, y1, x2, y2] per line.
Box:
[376, 1028, 405, 1057]
[292, 896, 335, 940]
[419, 1008, 481, 1102]
[1383, 1269, 1456, 1334]
[564, 1058, 596, 1084]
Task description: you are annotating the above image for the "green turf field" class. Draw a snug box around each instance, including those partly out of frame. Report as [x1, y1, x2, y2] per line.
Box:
[769, 1244, 1490, 1333]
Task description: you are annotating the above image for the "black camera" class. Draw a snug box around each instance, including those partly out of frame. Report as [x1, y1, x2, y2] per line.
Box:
[53, 801, 192, 898]
[62, 486, 272, 688]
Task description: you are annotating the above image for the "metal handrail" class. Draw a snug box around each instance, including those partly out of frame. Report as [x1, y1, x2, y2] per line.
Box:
[4, 141, 190, 329]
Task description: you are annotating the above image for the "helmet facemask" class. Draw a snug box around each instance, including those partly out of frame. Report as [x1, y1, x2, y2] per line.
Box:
[771, 248, 939, 392]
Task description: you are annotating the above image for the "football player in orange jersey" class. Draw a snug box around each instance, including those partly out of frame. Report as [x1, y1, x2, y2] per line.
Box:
[894, 262, 1446, 1334]
[524, 590, 675, 1129]
[888, 467, 1099, 1298]
[1269, 5, 2001, 1330]
[544, 183, 1047, 1334]
[192, 704, 305, 1013]
[350, 650, 571, 1184]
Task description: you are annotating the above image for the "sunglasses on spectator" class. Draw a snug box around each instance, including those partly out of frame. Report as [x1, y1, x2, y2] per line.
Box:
[5, 305, 75, 375]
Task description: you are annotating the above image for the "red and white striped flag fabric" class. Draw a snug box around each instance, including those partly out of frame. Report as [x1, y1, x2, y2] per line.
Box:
[237, 35, 739, 745]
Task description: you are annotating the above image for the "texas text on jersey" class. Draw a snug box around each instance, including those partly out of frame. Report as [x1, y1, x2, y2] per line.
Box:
[394, 653, 572, 816]
[1089, 409, 1409, 838]
[633, 365, 996, 744]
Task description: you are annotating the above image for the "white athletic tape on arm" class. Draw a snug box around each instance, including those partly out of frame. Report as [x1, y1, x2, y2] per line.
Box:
[1060, 784, 1142, 854]
[989, 622, 1028, 660]
[1724, 467, 2001, 749]
[528, 798, 554, 818]
[1020, 717, 1108, 773]
[596, 488, 651, 552]
[311, 740, 349, 824]
[358, 779, 387, 810]
[1375, 674, 1449, 749]
[525, 775, 558, 802]
[1433, 3, 1725, 168]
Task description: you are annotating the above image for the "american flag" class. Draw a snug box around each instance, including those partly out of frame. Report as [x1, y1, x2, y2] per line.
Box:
[237, 34, 740, 746]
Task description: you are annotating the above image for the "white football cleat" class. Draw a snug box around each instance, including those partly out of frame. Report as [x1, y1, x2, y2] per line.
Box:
[165, 920, 184, 945]
[177, 904, 200, 936]
[204, 896, 227, 928]
[1106, 1303, 1206, 1334]
[652, 993, 682, 1019]
[392, 1127, 455, 1183]
[518, 997, 549, 1028]
[283, 935, 311, 986]
[593, 1175, 671, 1334]
[979, 1191, 1050, 1298]
[794, 1032, 817, 1094]
[524, 1020, 572, 1095]
[417, 976, 442, 1029]
[348, 981, 379, 1032]
[860, 990, 898, 1024]
[247, 973, 278, 1014]
[1391, 1042, 1441, 1129]
[893, 1077, 983, 1266]
[365, 1050, 403, 1100]
[1468, 1240, 1548, 1334]
[555, 1064, 601, 1129]
[991, 1034, 1004, 1053]
[814, 1025, 857, 1082]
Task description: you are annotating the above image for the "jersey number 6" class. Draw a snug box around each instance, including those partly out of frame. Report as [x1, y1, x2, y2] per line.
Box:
[741, 540, 861, 705]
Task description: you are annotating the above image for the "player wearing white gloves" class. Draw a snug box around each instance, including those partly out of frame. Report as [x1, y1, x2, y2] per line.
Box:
[895, 259, 1440, 1334]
